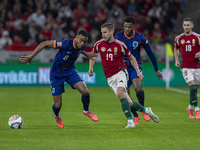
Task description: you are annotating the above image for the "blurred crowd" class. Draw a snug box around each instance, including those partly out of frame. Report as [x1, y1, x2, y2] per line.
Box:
[0, 0, 184, 50]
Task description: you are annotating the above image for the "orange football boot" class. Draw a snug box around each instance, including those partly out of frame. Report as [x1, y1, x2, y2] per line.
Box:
[141, 112, 150, 121]
[83, 111, 98, 122]
[55, 113, 64, 128]
[187, 108, 194, 119]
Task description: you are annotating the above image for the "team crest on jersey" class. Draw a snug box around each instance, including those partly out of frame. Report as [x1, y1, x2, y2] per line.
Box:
[192, 39, 195, 46]
[114, 47, 117, 55]
[132, 41, 138, 49]
[101, 47, 106, 52]
[181, 39, 185, 44]
[57, 42, 62, 47]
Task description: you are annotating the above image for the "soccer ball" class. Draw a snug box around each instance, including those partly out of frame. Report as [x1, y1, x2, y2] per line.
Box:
[8, 115, 23, 129]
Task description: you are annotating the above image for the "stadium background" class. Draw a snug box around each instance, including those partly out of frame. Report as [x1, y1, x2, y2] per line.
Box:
[1, 1, 200, 150]
[0, 0, 189, 87]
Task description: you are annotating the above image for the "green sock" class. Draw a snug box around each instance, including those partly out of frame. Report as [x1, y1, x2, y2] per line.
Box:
[131, 101, 145, 112]
[120, 98, 132, 119]
[189, 85, 197, 106]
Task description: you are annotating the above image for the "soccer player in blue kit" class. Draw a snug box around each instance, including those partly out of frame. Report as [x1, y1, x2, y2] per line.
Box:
[20, 30, 99, 128]
[115, 17, 163, 125]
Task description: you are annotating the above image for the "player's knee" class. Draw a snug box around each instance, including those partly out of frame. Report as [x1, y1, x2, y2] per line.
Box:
[117, 90, 125, 99]
[128, 99, 133, 106]
[134, 87, 142, 94]
[55, 101, 62, 108]
[81, 89, 89, 96]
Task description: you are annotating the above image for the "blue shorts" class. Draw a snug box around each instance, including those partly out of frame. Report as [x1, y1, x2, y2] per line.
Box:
[127, 67, 143, 87]
[50, 69, 83, 96]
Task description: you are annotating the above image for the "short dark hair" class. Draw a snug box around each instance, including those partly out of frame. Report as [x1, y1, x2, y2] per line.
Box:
[124, 16, 135, 24]
[101, 22, 114, 31]
[183, 17, 193, 23]
[78, 30, 89, 37]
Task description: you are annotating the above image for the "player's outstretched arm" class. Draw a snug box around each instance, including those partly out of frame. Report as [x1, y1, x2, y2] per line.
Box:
[82, 51, 98, 59]
[144, 44, 159, 72]
[144, 45, 163, 80]
[88, 57, 96, 77]
[20, 41, 54, 65]
[128, 55, 144, 81]
[174, 47, 180, 67]
[156, 70, 163, 80]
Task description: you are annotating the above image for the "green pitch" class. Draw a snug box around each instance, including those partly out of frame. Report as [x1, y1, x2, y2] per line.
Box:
[0, 87, 199, 150]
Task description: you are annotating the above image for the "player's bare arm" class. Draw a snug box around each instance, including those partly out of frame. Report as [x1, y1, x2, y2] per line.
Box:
[20, 41, 54, 65]
[88, 57, 96, 77]
[82, 51, 98, 59]
[174, 47, 180, 67]
[156, 70, 163, 80]
[128, 55, 144, 81]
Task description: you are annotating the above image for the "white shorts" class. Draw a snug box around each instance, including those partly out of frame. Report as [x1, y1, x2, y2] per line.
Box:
[181, 68, 200, 85]
[107, 70, 128, 95]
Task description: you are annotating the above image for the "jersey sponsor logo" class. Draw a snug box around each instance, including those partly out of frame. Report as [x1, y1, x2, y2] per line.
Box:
[186, 40, 190, 43]
[132, 41, 138, 49]
[192, 39, 195, 46]
[67, 51, 72, 54]
[57, 42, 62, 47]
[107, 48, 112, 52]
[114, 47, 117, 55]
[119, 80, 123, 83]
[181, 39, 185, 44]
[101, 47, 106, 52]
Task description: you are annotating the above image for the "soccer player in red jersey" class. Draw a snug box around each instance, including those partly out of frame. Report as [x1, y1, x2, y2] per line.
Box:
[174, 17, 200, 119]
[88, 22, 159, 128]
[115, 17, 163, 125]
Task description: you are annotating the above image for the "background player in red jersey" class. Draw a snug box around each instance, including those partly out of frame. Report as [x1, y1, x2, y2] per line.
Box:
[88, 22, 159, 128]
[174, 17, 200, 119]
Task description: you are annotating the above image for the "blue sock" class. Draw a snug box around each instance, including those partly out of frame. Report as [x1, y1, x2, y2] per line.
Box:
[136, 90, 144, 106]
[82, 93, 90, 111]
[130, 98, 138, 117]
[52, 104, 60, 117]
[131, 109, 139, 117]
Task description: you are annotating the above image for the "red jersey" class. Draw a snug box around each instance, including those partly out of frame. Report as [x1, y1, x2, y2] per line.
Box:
[93, 39, 131, 78]
[174, 32, 200, 69]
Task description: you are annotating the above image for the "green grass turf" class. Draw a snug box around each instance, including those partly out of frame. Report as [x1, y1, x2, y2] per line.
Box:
[0, 87, 200, 150]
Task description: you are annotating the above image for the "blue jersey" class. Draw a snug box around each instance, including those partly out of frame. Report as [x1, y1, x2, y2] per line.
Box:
[115, 31, 148, 71]
[50, 38, 86, 77]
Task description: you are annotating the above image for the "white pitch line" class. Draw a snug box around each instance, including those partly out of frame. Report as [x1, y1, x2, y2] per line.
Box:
[167, 87, 200, 97]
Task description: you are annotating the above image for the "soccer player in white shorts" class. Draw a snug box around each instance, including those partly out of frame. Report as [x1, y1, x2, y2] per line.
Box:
[89, 22, 160, 128]
[174, 17, 200, 119]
